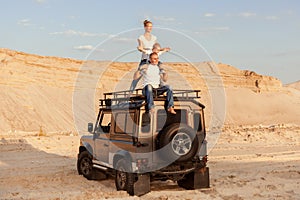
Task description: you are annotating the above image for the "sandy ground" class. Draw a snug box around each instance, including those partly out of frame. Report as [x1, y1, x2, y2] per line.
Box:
[1, 124, 299, 200]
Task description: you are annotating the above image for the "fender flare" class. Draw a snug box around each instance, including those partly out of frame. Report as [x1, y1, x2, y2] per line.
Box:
[113, 150, 132, 169]
[81, 141, 93, 156]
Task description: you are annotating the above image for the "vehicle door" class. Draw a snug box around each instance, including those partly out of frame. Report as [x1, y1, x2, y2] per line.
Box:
[94, 111, 111, 163]
[110, 110, 137, 155]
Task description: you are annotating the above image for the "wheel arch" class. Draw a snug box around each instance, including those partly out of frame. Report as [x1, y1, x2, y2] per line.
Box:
[80, 141, 93, 156]
[113, 150, 132, 169]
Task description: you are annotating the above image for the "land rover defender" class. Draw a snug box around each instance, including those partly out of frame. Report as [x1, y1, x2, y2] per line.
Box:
[77, 89, 209, 196]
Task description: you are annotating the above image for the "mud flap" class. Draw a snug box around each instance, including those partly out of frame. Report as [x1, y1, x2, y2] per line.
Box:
[178, 167, 210, 189]
[194, 167, 210, 189]
[132, 174, 150, 196]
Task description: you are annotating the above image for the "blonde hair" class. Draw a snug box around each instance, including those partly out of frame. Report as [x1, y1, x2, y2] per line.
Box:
[152, 43, 161, 49]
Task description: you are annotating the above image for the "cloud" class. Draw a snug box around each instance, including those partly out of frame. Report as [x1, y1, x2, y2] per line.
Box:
[49, 29, 108, 37]
[210, 27, 230, 31]
[73, 45, 93, 50]
[17, 19, 32, 26]
[239, 12, 257, 18]
[265, 16, 279, 21]
[112, 37, 135, 42]
[68, 15, 77, 20]
[34, 0, 46, 4]
[153, 16, 176, 22]
[204, 13, 216, 17]
[270, 50, 300, 57]
[195, 26, 230, 34]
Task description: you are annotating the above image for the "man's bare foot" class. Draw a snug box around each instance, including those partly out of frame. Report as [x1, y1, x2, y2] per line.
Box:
[167, 107, 176, 114]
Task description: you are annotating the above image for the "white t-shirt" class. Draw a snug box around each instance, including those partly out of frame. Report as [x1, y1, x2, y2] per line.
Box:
[142, 64, 160, 88]
[138, 34, 157, 60]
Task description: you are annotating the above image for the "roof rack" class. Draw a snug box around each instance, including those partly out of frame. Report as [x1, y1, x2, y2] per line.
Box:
[100, 89, 201, 108]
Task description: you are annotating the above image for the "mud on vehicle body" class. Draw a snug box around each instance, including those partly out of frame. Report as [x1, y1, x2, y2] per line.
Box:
[77, 89, 209, 196]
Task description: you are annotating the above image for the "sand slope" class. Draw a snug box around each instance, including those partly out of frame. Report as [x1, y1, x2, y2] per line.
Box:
[286, 80, 300, 91]
[1, 48, 299, 133]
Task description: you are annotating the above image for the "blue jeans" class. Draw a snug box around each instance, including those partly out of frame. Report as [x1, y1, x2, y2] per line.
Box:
[129, 59, 148, 92]
[142, 84, 174, 111]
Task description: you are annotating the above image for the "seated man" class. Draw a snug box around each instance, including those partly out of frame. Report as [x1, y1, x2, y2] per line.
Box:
[133, 52, 176, 114]
[129, 43, 170, 92]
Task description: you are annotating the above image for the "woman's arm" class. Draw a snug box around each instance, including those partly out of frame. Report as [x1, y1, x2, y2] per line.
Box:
[137, 39, 145, 52]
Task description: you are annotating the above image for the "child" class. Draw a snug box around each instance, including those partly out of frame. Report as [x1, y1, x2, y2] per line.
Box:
[139, 43, 170, 64]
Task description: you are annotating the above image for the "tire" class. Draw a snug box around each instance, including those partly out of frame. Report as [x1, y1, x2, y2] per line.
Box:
[158, 123, 199, 162]
[126, 171, 135, 196]
[115, 159, 135, 194]
[77, 151, 96, 180]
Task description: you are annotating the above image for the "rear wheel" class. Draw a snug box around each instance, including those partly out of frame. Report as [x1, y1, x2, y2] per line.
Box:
[115, 159, 135, 194]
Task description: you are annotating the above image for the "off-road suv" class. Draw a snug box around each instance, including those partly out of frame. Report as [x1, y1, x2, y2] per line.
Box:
[77, 89, 209, 196]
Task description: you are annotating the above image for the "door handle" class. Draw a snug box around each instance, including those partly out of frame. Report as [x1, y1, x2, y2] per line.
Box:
[104, 144, 109, 147]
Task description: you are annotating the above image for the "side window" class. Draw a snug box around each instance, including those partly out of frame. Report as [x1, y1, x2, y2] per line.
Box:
[115, 112, 135, 135]
[115, 113, 126, 133]
[193, 113, 202, 131]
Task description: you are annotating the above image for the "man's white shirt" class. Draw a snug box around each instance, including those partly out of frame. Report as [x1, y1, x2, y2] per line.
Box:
[142, 64, 160, 88]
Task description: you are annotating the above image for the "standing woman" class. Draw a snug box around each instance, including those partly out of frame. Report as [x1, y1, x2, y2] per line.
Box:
[129, 20, 157, 92]
[137, 20, 157, 67]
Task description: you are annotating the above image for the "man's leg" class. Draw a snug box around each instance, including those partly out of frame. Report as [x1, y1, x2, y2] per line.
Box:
[129, 76, 141, 92]
[142, 84, 154, 112]
[157, 85, 176, 114]
[129, 60, 148, 93]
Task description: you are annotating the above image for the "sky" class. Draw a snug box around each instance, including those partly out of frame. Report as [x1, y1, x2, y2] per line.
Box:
[1, 0, 299, 84]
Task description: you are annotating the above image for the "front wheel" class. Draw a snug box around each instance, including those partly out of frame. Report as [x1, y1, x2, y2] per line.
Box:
[77, 151, 95, 180]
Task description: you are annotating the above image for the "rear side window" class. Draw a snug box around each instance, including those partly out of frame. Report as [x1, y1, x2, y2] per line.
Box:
[193, 113, 202, 131]
[114, 112, 135, 134]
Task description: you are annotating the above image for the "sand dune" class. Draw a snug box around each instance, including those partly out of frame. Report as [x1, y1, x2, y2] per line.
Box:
[1, 48, 299, 133]
[286, 80, 300, 91]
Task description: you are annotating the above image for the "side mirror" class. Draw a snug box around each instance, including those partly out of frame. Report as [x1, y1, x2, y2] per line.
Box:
[88, 123, 93, 133]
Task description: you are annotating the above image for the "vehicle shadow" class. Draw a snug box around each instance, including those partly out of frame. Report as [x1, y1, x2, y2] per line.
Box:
[0, 136, 119, 199]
